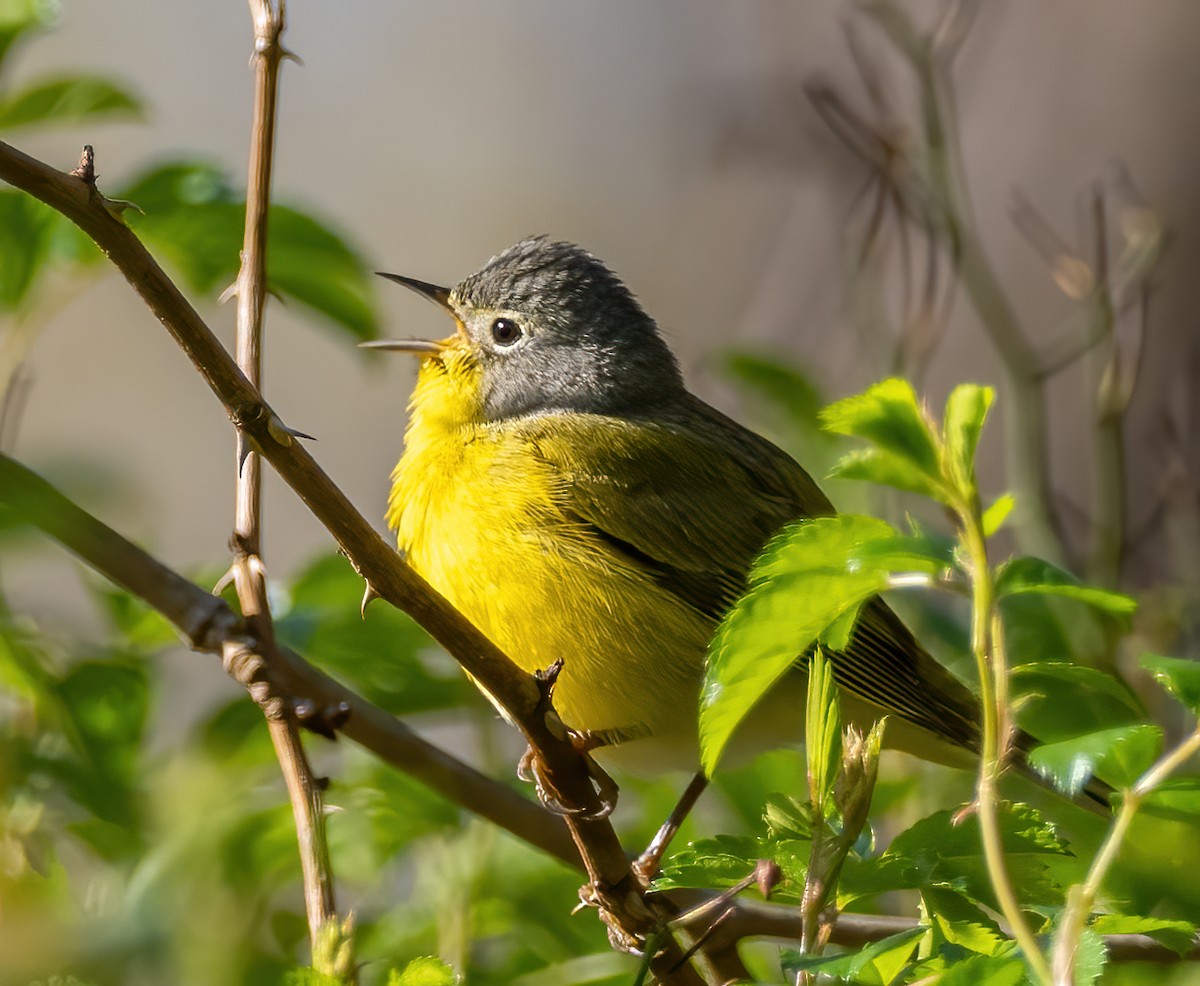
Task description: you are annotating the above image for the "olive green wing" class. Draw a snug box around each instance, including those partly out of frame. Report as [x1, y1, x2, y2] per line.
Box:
[518, 400, 822, 622]
[515, 400, 979, 751]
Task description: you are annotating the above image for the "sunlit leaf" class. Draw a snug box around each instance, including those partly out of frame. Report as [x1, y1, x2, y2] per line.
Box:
[822, 379, 941, 474]
[934, 953, 1026, 986]
[942, 383, 993, 494]
[0, 75, 141, 130]
[829, 447, 946, 500]
[1139, 653, 1200, 716]
[922, 884, 1007, 956]
[806, 649, 841, 812]
[1073, 929, 1107, 985]
[1028, 724, 1162, 793]
[1090, 914, 1197, 955]
[387, 955, 457, 986]
[994, 557, 1137, 619]
[982, 493, 1015, 537]
[843, 803, 1073, 907]
[701, 515, 896, 773]
[781, 927, 924, 985]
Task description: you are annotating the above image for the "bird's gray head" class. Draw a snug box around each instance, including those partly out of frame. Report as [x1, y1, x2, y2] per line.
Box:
[371, 236, 685, 422]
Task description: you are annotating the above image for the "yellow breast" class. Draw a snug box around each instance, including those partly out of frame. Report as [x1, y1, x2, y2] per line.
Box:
[387, 352, 708, 768]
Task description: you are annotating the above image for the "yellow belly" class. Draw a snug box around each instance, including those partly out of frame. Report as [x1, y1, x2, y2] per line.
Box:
[390, 418, 710, 766]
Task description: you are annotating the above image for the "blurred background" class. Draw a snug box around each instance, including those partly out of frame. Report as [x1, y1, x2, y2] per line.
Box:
[3, 1, 1200, 983]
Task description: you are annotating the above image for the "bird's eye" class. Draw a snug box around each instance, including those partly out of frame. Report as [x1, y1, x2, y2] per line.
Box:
[491, 318, 523, 347]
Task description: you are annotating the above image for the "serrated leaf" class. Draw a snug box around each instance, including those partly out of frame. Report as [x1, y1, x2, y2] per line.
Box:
[1029, 724, 1162, 793]
[846, 531, 956, 576]
[942, 383, 994, 494]
[994, 557, 1137, 618]
[982, 493, 1015, 537]
[1073, 928, 1106, 986]
[0, 75, 142, 130]
[922, 884, 1007, 956]
[701, 515, 896, 773]
[387, 956, 456, 986]
[1089, 914, 1197, 955]
[781, 927, 924, 985]
[807, 649, 841, 812]
[763, 794, 815, 841]
[822, 379, 941, 472]
[653, 835, 769, 893]
[829, 447, 946, 500]
[843, 803, 1072, 907]
[1139, 653, 1200, 716]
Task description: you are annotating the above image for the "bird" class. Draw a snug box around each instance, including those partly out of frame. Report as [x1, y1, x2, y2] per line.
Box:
[366, 235, 1099, 810]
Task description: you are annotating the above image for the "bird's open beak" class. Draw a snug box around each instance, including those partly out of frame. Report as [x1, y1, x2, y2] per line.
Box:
[360, 272, 457, 355]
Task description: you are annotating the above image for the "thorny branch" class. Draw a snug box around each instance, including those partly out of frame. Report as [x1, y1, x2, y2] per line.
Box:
[0, 139, 712, 985]
[220, 0, 349, 972]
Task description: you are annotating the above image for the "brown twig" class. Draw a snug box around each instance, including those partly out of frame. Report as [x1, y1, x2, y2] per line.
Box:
[225, 0, 344, 968]
[0, 140, 708, 983]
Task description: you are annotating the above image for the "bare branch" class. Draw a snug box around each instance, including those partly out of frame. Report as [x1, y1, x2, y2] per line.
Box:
[0, 450, 580, 866]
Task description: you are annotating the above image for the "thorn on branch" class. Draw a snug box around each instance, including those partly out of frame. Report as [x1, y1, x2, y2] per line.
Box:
[70, 144, 96, 185]
[292, 696, 351, 740]
[359, 581, 379, 618]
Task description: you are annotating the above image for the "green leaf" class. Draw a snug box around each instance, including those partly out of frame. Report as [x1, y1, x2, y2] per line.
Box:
[829, 447, 946, 500]
[806, 649, 841, 812]
[268, 205, 379, 341]
[1072, 929, 1106, 986]
[721, 351, 829, 442]
[387, 956, 457, 986]
[1089, 914, 1197, 955]
[922, 884, 1007, 956]
[982, 493, 1015, 537]
[0, 75, 142, 130]
[1028, 724, 1163, 793]
[118, 162, 379, 341]
[933, 954, 1026, 986]
[781, 927, 924, 985]
[1139, 653, 1200, 716]
[844, 803, 1072, 907]
[844, 530, 956, 577]
[763, 794, 816, 841]
[822, 379, 946, 499]
[276, 553, 470, 716]
[701, 515, 896, 773]
[0, 0, 58, 68]
[942, 383, 994, 494]
[994, 557, 1137, 618]
[654, 835, 769, 893]
[1011, 663, 1145, 742]
[1142, 778, 1200, 820]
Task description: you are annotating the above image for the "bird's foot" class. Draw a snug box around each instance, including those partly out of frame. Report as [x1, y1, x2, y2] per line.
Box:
[517, 736, 619, 819]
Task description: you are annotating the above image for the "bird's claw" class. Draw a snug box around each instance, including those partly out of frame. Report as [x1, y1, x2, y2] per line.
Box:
[517, 737, 619, 820]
